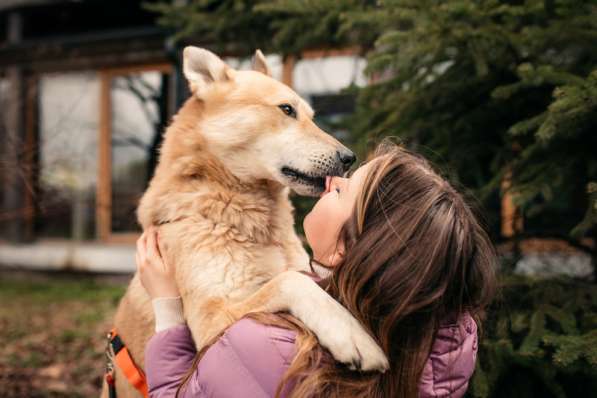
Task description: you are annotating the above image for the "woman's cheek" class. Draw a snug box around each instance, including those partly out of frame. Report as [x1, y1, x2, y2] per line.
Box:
[304, 200, 327, 250]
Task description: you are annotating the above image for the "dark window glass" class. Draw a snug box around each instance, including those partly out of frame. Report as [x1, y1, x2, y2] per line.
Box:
[110, 71, 169, 233]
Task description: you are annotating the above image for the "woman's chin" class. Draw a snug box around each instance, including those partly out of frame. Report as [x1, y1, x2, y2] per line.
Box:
[303, 214, 312, 237]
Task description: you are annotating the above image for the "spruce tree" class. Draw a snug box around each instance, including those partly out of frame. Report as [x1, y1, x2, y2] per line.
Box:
[147, 0, 377, 55]
[352, 0, 597, 266]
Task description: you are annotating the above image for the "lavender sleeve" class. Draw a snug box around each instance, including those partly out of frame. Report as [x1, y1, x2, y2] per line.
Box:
[145, 319, 297, 398]
[145, 324, 200, 397]
[146, 314, 477, 398]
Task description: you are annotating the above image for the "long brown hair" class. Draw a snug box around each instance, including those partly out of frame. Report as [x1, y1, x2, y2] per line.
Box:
[177, 140, 497, 397]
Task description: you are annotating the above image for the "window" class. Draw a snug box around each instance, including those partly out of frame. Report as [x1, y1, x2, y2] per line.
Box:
[293, 55, 366, 143]
[37, 72, 99, 239]
[97, 65, 173, 242]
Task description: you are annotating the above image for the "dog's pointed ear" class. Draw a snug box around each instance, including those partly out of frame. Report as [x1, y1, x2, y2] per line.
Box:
[183, 46, 233, 96]
[252, 49, 271, 76]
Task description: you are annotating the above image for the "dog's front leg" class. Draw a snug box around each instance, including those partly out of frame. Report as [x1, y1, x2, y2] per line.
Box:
[228, 271, 389, 372]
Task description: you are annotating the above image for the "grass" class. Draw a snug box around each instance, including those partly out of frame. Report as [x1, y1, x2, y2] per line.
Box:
[0, 271, 127, 398]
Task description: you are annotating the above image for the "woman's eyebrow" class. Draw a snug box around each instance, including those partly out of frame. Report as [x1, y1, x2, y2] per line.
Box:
[343, 168, 356, 192]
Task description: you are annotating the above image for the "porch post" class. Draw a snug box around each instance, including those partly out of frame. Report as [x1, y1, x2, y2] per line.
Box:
[1, 11, 27, 242]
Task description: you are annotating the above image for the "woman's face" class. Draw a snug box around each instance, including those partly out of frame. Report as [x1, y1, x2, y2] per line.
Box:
[303, 161, 373, 267]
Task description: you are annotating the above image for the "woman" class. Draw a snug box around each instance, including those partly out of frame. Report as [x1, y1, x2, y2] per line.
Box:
[137, 141, 497, 397]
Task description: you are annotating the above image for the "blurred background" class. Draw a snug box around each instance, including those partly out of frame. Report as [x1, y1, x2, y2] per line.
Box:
[0, 0, 595, 396]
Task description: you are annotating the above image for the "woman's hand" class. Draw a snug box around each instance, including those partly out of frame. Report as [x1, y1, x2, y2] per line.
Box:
[136, 226, 180, 299]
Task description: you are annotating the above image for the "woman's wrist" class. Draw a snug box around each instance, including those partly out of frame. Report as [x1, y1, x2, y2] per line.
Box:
[152, 296, 186, 332]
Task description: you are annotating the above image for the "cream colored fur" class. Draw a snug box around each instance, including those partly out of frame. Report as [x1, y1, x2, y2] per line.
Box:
[102, 47, 388, 398]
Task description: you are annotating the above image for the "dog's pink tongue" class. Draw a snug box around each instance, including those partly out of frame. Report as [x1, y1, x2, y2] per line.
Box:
[320, 176, 332, 197]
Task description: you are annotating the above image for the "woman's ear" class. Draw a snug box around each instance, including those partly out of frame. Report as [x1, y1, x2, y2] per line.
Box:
[327, 240, 346, 268]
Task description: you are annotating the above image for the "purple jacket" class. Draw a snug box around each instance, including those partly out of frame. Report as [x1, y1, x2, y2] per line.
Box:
[145, 314, 477, 397]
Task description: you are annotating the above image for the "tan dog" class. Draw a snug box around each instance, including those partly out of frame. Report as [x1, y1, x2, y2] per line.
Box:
[103, 47, 388, 398]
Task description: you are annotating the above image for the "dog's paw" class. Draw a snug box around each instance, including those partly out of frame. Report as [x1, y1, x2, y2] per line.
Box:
[276, 271, 388, 372]
[314, 305, 389, 372]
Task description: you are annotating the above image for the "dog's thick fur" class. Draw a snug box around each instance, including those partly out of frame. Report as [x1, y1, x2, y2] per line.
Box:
[103, 48, 388, 398]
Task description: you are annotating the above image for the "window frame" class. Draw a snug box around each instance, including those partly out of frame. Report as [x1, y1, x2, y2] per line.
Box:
[97, 63, 173, 243]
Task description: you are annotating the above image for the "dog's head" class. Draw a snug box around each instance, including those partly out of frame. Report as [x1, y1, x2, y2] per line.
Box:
[182, 46, 355, 196]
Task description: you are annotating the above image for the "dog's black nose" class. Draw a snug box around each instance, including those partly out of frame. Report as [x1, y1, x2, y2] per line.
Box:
[337, 150, 356, 170]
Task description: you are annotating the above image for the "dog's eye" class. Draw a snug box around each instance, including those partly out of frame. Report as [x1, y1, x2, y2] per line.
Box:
[278, 104, 297, 119]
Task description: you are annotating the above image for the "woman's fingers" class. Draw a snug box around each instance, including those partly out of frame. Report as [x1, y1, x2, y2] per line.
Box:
[135, 250, 143, 273]
[136, 227, 170, 274]
[146, 229, 159, 265]
[155, 230, 163, 258]
[136, 232, 144, 253]
[136, 231, 147, 265]
[156, 231, 173, 273]
[135, 226, 180, 299]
